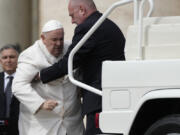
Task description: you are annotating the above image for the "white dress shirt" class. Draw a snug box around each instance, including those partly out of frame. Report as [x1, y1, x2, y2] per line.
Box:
[4, 72, 15, 92]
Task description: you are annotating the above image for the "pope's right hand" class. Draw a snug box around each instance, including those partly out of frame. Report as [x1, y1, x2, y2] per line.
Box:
[32, 72, 40, 83]
[40, 99, 58, 111]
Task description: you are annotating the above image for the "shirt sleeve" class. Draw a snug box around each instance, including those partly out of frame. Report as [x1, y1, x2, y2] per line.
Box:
[12, 61, 45, 114]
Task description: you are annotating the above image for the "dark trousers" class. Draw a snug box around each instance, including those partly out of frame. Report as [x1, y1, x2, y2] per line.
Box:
[85, 112, 103, 135]
[7, 118, 19, 135]
[0, 118, 18, 135]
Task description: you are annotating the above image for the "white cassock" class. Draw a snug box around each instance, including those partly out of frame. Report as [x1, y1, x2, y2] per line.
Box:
[12, 40, 85, 135]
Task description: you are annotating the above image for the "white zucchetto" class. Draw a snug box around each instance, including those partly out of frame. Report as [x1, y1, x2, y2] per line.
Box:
[42, 20, 63, 33]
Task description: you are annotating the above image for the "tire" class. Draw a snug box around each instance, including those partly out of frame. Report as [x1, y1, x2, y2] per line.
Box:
[144, 114, 180, 135]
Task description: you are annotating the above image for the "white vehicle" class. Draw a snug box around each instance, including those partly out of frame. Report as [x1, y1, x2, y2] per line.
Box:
[68, 0, 180, 134]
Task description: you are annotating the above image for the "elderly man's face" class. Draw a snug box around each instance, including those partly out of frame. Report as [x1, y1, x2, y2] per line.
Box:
[42, 29, 64, 57]
[68, 1, 86, 25]
[0, 48, 18, 75]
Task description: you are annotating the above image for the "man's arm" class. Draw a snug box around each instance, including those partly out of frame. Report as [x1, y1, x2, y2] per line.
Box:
[12, 62, 57, 114]
[40, 57, 68, 83]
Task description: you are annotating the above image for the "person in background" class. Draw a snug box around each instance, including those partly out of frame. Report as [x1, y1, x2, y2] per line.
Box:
[12, 20, 84, 135]
[0, 44, 20, 135]
[38, 0, 125, 134]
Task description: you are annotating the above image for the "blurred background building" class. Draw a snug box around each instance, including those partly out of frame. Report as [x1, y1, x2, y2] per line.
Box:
[0, 0, 180, 70]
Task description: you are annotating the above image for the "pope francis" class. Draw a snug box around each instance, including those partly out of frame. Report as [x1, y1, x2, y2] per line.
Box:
[12, 20, 85, 135]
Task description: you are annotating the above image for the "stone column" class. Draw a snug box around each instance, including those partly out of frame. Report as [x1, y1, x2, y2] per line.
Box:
[0, 0, 31, 50]
[31, 0, 39, 44]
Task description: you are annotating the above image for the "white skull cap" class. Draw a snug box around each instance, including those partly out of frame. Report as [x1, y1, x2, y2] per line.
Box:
[42, 20, 63, 33]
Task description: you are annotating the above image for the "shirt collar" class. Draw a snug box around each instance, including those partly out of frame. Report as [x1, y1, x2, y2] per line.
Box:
[38, 39, 63, 64]
[4, 72, 15, 79]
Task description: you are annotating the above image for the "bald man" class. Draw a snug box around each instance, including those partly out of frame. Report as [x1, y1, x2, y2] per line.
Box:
[39, 0, 126, 134]
[12, 20, 84, 135]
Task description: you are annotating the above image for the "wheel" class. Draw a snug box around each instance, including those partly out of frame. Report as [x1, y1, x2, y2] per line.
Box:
[144, 114, 180, 135]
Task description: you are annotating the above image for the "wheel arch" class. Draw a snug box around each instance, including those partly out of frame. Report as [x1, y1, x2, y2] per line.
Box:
[129, 89, 180, 135]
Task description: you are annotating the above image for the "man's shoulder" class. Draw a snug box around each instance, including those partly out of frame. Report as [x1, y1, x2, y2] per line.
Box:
[21, 42, 37, 54]
[0, 72, 4, 79]
[75, 12, 100, 32]
[0, 72, 4, 92]
[0, 72, 4, 75]
[19, 41, 40, 59]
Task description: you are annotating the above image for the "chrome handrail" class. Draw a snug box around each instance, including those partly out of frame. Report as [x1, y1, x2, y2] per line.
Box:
[147, 0, 154, 17]
[134, 0, 154, 24]
[137, 0, 154, 60]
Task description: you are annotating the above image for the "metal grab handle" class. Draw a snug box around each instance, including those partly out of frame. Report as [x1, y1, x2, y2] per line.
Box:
[68, 0, 133, 96]
[137, 0, 154, 60]
[147, 0, 154, 17]
[134, 0, 154, 24]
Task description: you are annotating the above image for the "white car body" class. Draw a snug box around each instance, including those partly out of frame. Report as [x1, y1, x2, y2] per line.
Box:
[100, 16, 180, 135]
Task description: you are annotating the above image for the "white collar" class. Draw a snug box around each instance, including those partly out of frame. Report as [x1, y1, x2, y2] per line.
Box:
[38, 40, 62, 64]
[4, 72, 15, 79]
